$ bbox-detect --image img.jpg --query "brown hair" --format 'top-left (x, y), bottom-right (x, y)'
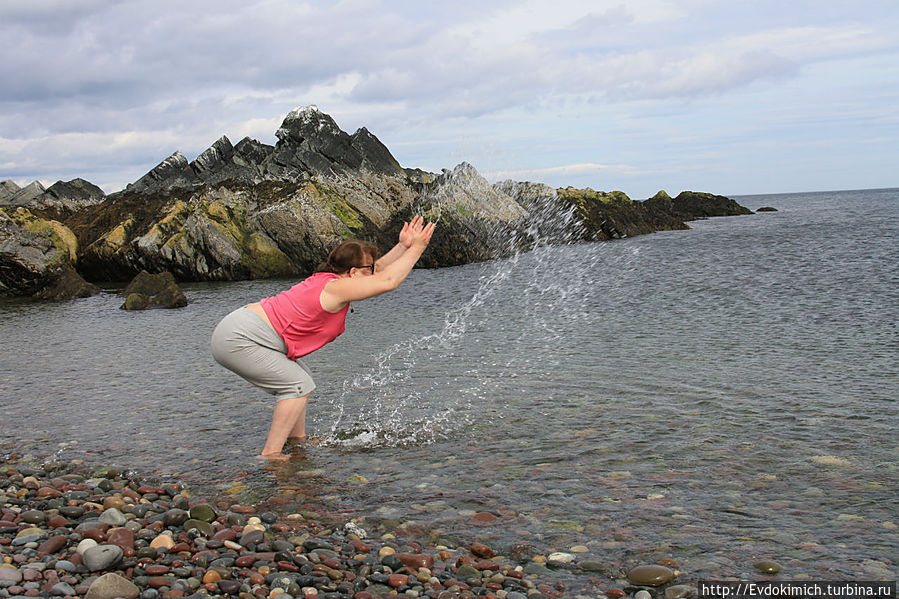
top-left (316, 240), bottom-right (379, 274)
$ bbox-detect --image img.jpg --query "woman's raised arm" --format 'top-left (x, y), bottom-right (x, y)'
top-left (320, 219), bottom-right (436, 311)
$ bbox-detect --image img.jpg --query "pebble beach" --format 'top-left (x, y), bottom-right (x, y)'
top-left (0, 457), bottom-right (699, 599)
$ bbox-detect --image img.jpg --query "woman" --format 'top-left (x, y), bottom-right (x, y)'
top-left (211, 216), bottom-right (437, 459)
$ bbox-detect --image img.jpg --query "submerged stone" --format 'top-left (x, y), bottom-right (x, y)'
top-left (753, 561), bottom-right (782, 574)
top-left (627, 564), bottom-right (676, 586)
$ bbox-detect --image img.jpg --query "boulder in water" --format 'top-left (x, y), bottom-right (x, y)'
top-left (33, 267), bottom-right (100, 301)
top-left (120, 270), bottom-right (187, 310)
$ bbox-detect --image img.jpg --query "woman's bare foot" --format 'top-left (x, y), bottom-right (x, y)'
top-left (257, 452), bottom-right (290, 461)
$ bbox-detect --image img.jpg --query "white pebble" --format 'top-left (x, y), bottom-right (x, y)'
top-left (636, 591), bottom-right (653, 599)
top-left (547, 552), bottom-right (575, 563)
top-left (76, 538), bottom-right (98, 555)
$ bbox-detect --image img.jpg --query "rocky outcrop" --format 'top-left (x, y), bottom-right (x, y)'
top-left (644, 190), bottom-right (753, 219)
top-left (2, 106), bottom-right (754, 299)
top-left (32, 267), bottom-right (100, 301)
top-left (120, 270), bottom-right (187, 310)
top-left (1, 178), bottom-right (106, 211)
top-left (0, 180), bottom-right (20, 202)
top-left (0, 207), bottom-right (80, 296)
top-left (555, 187), bottom-right (690, 240)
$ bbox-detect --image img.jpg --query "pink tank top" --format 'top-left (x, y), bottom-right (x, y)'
top-left (260, 272), bottom-right (349, 359)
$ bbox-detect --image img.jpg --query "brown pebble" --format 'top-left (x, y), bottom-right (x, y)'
top-left (103, 497), bottom-right (125, 510)
top-left (213, 529), bottom-right (238, 542)
top-left (144, 565), bottom-right (170, 576)
top-left (627, 565), bottom-right (675, 586)
top-left (470, 542), bottom-right (496, 558)
top-left (202, 570), bottom-right (222, 583)
top-left (46, 516), bottom-right (71, 528)
top-left (229, 505), bottom-right (256, 514)
top-left (658, 558), bottom-right (678, 567)
top-left (388, 574), bottom-right (409, 588)
top-left (82, 529), bottom-right (106, 542)
top-left (276, 561), bottom-right (298, 572)
top-left (148, 576), bottom-right (173, 588)
top-left (37, 487), bottom-right (62, 499)
top-left (470, 512), bottom-right (499, 526)
top-left (107, 527), bottom-right (135, 551)
top-left (37, 535), bottom-right (68, 555)
top-left (397, 553), bottom-right (435, 570)
top-left (150, 535), bottom-right (175, 550)
top-left (234, 555), bottom-right (257, 567)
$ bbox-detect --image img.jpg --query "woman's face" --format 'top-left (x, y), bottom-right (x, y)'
top-left (349, 252), bottom-right (375, 278)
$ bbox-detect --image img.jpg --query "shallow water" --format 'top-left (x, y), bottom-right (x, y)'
top-left (2, 188), bottom-right (897, 591)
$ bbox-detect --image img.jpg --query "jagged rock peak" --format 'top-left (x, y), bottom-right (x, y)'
top-left (11, 181), bottom-right (48, 205)
top-left (275, 105), bottom-right (343, 145)
top-left (127, 151), bottom-right (197, 193)
top-left (650, 190), bottom-right (672, 201)
top-left (191, 136), bottom-right (235, 174)
top-left (350, 126), bottom-right (404, 177)
top-left (0, 180), bottom-right (21, 202)
top-left (46, 178), bottom-right (106, 205)
top-left (426, 162), bottom-right (528, 223)
top-left (147, 151), bottom-right (190, 178)
top-left (234, 137), bottom-right (274, 163)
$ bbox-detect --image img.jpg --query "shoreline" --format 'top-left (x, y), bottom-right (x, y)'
top-left (2, 456), bottom-right (677, 599)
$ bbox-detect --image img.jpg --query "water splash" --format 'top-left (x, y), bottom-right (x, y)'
top-left (320, 178), bottom-right (593, 448)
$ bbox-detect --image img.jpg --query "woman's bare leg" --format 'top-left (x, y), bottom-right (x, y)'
top-left (260, 395), bottom-right (309, 458)
top-left (286, 399), bottom-right (308, 442)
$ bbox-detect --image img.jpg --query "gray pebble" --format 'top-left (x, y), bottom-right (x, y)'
top-left (12, 533), bottom-right (44, 546)
top-left (51, 582), bottom-right (77, 596)
top-left (98, 508), bottom-right (127, 526)
top-left (83, 545), bottom-right (124, 572)
top-left (0, 567), bottom-right (23, 584)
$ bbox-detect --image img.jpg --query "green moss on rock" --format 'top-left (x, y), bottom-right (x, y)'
top-left (242, 233), bottom-right (295, 278)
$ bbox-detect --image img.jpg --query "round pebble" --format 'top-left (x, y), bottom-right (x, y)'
top-left (628, 565), bottom-right (676, 586)
top-left (754, 561), bottom-right (782, 574)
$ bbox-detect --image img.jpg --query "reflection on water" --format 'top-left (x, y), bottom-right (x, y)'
top-left (2, 189), bottom-right (897, 588)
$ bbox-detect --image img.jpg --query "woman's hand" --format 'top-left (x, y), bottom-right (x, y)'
top-left (399, 215), bottom-right (424, 249)
top-left (408, 219), bottom-right (436, 249)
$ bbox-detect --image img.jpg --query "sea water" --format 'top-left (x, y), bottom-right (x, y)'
top-left (1, 188), bottom-right (896, 589)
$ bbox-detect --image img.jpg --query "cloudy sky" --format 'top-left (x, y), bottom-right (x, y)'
top-left (1, 0), bottom-right (897, 199)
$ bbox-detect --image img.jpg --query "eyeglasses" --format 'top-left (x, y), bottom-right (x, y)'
top-left (353, 264), bottom-right (375, 274)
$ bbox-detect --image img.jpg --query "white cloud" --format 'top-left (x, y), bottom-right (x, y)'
top-left (0, 0), bottom-right (897, 195)
top-left (486, 163), bottom-right (647, 182)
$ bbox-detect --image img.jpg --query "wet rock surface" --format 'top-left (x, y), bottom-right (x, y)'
top-left (119, 270), bottom-right (187, 310)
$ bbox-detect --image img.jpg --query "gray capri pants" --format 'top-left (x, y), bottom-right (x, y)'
top-left (210, 307), bottom-right (316, 401)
